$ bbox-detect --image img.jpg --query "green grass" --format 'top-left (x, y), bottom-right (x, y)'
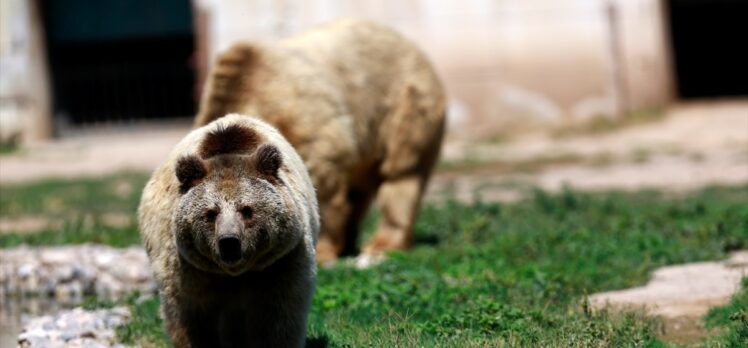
top-left (0, 171), bottom-right (148, 219)
top-left (0, 220), bottom-right (142, 247)
top-left (0, 140), bottom-right (19, 156)
top-left (702, 278), bottom-right (748, 348)
top-left (119, 184), bottom-right (746, 347)
top-left (81, 293), bottom-right (168, 348)
top-left (0, 172), bottom-right (148, 247)
top-left (2, 173), bottom-right (746, 346)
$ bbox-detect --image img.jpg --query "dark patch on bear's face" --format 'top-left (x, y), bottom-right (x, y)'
top-left (199, 124), bottom-right (260, 159)
top-left (176, 155), bottom-right (209, 193)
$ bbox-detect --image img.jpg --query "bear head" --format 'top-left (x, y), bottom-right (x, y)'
top-left (172, 124), bottom-right (303, 276)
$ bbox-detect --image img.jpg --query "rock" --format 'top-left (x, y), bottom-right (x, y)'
top-left (0, 245), bottom-right (156, 301)
top-left (17, 307), bottom-right (131, 347)
top-left (17, 264), bottom-right (35, 278)
top-left (53, 265), bottom-right (75, 283)
top-left (41, 249), bottom-right (72, 265)
top-left (590, 250), bottom-right (748, 318)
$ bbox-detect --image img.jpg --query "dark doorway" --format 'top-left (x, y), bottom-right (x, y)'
top-left (666, 0), bottom-right (748, 99)
top-left (40, 0), bottom-right (196, 128)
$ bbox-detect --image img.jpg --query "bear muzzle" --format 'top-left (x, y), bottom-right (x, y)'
top-left (218, 233), bottom-right (242, 264)
top-left (215, 211), bottom-right (245, 265)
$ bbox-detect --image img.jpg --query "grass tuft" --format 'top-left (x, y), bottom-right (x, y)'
top-left (703, 278), bottom-right (748, 348)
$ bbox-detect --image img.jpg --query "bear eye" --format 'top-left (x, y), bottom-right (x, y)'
top-left (205, 209), bottom-right (219, 222)
top-left (240, 206), bottom-right (253, 219)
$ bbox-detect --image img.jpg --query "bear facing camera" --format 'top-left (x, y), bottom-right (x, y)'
top-left (138, 115), bottom-right (319, 347)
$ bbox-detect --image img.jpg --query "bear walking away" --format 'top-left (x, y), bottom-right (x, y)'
top-left (139, 115), bottom-right (319, 347)
top-left (196, 18), bottom-right (446, 263)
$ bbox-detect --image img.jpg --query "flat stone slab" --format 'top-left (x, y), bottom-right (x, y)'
top-left (590, 251), bottom-right (748, 318)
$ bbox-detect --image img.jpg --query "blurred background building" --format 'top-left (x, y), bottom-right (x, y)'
top-left (1, 0), bottom-right (745, 143)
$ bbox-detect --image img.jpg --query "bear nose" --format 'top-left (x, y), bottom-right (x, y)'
top-left (218, 234), bottom-right (242, 264)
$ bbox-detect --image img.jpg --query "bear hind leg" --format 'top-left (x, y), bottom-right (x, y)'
top-left (361, 173), bottom-right (427, 257)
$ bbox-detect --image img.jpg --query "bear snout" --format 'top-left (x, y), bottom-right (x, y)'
top-left (218, 233), bottom-right (242, 264)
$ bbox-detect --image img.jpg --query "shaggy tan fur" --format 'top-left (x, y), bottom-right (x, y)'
top-left (139, 115), bottom-right (319, 347)
top-left (195, 18), bottom-right (446, 262)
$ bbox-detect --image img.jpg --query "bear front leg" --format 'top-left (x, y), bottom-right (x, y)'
top-left (164, 316), bottom-right (191, 348)
top-left (315, 181), bottom-right (352, 263)
top-left (161, 298), bottom-right (192, 348)
top-left (162, 297), bottom-right (220, 348)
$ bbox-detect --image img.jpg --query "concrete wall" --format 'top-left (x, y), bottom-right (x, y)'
top-left (196, 0), bottom-right (674, 136)
top-left (0, 0), bottom-right (52, 143)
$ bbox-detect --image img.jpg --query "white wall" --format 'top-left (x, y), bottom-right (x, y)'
top-left (195, 0), bottom-right (673, 136)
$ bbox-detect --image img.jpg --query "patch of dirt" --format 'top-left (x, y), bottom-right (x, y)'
top-left (99, 212), bottom-right (132, 228)
top-left (110, 179), bottom-right (135, 198)
top-left (589, 251), bottom-right (748, 345)
top-left (0, 124), bottom-right (189, 184)
top-left (661, 316), bottom-right (717, 347)
top-left (1, 101), bottom-right (745, 199)
top-left (0, 212), bottom-right (132, 235)
top-left (0, 217), bottom-right (63, 235)
top-left (442, 100), bottom-right (748, 164)
top-left (427, 100), bottom-right (748, 202)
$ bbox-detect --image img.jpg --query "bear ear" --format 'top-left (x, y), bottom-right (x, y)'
top-left (255, 144), bottom-right (282, 177)
top-left (176, 155), bottom-right (208, 193)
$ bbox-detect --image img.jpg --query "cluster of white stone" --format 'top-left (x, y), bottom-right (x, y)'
top-left (0, 244), bottom-right (156, 347)
top-left (17, 307), bottom-right (130, 348)
top-left (0, 245), bottom-right (156, 300)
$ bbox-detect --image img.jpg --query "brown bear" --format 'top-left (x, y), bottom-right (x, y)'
top-left (138, 114), bottom-right (319, 347)
top-left (195, 18), bottom-right (446, 264)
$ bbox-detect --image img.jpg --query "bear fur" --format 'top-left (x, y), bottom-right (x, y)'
top-left (138, 114), bottom-right (319, 347)
top-left (195, 18), bottom-right (446, 263)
